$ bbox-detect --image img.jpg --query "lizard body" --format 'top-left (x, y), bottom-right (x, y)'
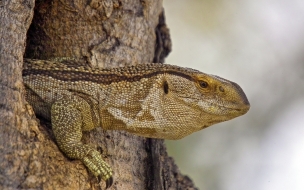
top-left (23, 59), bottom-right (250, 188)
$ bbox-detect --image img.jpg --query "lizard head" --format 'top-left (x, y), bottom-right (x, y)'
top-left (193, 74), bottom-right (250, 116)
top-left (164, 71), bottom-right (250, 128)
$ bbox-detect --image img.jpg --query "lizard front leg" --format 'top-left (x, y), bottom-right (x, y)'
top-left (51, 96), bottom-right (113, 188)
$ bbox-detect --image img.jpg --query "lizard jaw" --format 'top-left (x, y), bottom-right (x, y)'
top-left (198, 100), bottom-right (250, 116)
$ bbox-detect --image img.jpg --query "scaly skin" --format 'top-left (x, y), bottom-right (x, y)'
top-left (23, 59), bottom-right (250, 188)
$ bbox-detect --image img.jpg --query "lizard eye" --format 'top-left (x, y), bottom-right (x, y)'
top-left (198, 80), bottom-right (208, 88)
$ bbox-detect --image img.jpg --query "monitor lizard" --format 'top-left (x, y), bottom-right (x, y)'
top-left (22, 58), bottom-right (250, 188)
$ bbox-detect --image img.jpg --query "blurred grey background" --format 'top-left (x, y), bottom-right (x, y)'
top-left (163, 0), bottom-right (304, 190)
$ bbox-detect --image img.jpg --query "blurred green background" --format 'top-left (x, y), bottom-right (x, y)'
top-left (164, 0), bottom-right (304, 190)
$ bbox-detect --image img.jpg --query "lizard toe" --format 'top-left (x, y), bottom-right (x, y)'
top-left (81, 148), bottom-right (113, 187)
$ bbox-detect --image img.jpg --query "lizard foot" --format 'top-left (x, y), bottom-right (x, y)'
top-left (82, 149), bottom-right (113, 188)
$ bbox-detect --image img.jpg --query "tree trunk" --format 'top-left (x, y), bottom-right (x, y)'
top-left (1, 0), bottom-right (197, 189)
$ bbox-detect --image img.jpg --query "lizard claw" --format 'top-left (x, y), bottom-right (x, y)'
top-left (105, 176), bottom-right (113, 189)
top-left (98, 175), bottom-right (113, 189)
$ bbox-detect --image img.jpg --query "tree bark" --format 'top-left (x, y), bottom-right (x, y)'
top-left (1, 0), bottom-right (197, 189)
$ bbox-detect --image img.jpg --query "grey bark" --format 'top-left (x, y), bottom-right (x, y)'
top-left (0, 0), bottom-right (197, 189)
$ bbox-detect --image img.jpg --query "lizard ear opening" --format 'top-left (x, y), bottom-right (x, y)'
top-left (163, 81), bottom-right (169, 94)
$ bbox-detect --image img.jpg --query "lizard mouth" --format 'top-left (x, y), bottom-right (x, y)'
top-left (198, 100), bottom-right (250, 116)
top-left (179, 96), bottom-right (249, 115)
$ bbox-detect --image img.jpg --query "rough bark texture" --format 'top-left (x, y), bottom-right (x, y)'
top-left (0, 0), bottom-right (39, 189)
top-left (1, 0), bottom-right (197, 189)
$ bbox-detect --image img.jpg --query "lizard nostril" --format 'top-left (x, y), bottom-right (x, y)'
top-left (219, 86), bottom-right (225, 92)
